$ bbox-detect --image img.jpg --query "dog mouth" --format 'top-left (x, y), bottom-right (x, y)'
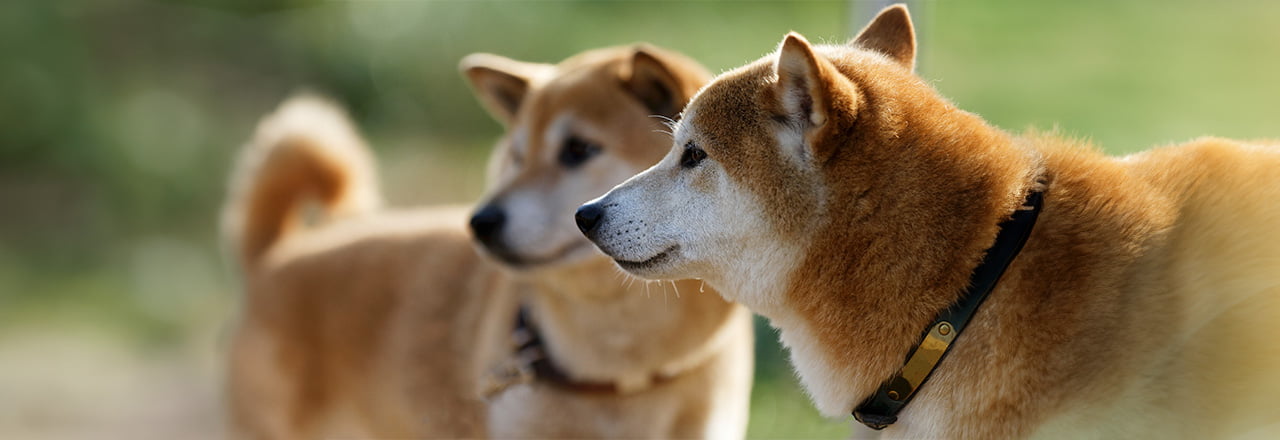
top-left (613, 245), bottom-right (679, 273)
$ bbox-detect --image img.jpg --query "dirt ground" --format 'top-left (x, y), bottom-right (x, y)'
top-left (0, 326), bottom-right (224, 440)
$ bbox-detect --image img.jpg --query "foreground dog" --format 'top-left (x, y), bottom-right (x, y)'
top-left (580, 5), bottom-right (1280, 439)
top-left (224, 44), bottom-right (752, 439)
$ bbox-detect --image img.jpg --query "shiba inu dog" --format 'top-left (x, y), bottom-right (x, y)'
top-left (579, 5), bottom-right (1280, 439)
top-left (462, 45), bottom-right (752, 439)
top-left (224, 44), bottom-right (753, 440)
top-left (223, 96), bottom-right (512, 439)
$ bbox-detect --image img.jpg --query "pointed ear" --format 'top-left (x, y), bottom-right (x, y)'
top-left (776, 32), bottom-right (859, 163)
top-left (460, 53), bottom-right (551, 125)
top-left (776, 32), bottom-right (832, 129)
top-left (850, 4), bottom-right (916, 70)
top-left (623, 45), bottom-right (684, 119)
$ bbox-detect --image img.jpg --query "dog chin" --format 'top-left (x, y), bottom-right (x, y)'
top-left (611, 245), bottom-right (684, 279)
top-left (483, 240), bottom-right (595, 271)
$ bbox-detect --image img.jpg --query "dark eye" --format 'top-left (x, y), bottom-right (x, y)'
top-left (559, 136), bottom-right (601, 168)
top-left (680, 141), bottom-right (706, 168)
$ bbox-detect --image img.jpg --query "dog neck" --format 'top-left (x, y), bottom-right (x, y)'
top-left (765, 130), bottom-right (1180, 437)
top-left (522, 255), bottom-right (743, 393)
top-left (852, 187), bottom-right (1045, 430)
top-left (761, 115), bottom-right (1041, 419)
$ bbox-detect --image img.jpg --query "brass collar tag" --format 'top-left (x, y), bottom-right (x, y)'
top-left (888, 321), bottom-right (956, 402)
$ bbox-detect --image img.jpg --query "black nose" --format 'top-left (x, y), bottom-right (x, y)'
top-left (470, 204), bottom-right (506, 244)
top-left (575, 202), bottom-right (604, 236)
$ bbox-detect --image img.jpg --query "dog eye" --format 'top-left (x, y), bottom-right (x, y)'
top-left (680, 141), bottom-right (706, 168)
top-left (559, 136), bottom-right (602, 168)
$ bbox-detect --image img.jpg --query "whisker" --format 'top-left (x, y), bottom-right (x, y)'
top-left (649, 114), bottom-right (676, 126)
top-left (611, 264), bottom-right (654, 296)
top-left (671, 280), bottom-right (680, 298)
top-left (649, 114), bottom-right (680, 137)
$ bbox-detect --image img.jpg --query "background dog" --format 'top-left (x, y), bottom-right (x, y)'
top-left (581, 5), bottom-right (1280, 439)
top-left (223, 96), bottom-right (514, 439)
top-left (224, 44), bottom-right (754, 439)
top-left (462, 45), bottom-right (754, 439)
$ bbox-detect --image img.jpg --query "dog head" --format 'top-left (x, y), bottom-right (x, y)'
top-left (578, 6), bottom-right (977, 312)
top-left (462, 45), bottom-right (709, 270)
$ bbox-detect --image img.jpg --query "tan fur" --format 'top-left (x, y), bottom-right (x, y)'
top-left (224, 97), bottom-right (512, 439)
top-left (225, 45), bottom-right (753, 439)
top-left (221, 95), bottom-right (382, 270)
top-left (584, 5), bottom-right (1280, 438)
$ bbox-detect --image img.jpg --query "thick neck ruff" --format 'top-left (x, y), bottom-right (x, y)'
top-left (853, 187), bottom-right (1046, 430)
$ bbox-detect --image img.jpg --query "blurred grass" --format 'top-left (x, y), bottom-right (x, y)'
top-left (1, 0), bottom-right (1278, 438)
top-left (925, 1), bottom-right (1280, 152)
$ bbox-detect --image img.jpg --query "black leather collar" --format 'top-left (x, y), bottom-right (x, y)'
top-left (853, 187), bottom-right (1045, 430)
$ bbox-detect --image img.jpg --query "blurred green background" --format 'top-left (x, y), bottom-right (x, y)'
top-left (1, 0), bottom-right (1277, 438)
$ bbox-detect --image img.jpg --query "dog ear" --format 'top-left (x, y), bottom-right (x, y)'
top-left (776, 33), bottom-right (828, 129)
top-left (460, 53), bottom-right (551, 125)
top-left (849, 4), bottom-right (916, 70)
top-left (776, 32), bottom-right (859, 163)
top-left (623, 46), bottom-right (685, 120)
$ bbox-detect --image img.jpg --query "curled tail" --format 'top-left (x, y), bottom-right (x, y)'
top-left (222, 95), bottom-right (381, 273)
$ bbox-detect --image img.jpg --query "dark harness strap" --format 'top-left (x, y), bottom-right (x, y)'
top-left (853, 189), bottom-right (1045, 430)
